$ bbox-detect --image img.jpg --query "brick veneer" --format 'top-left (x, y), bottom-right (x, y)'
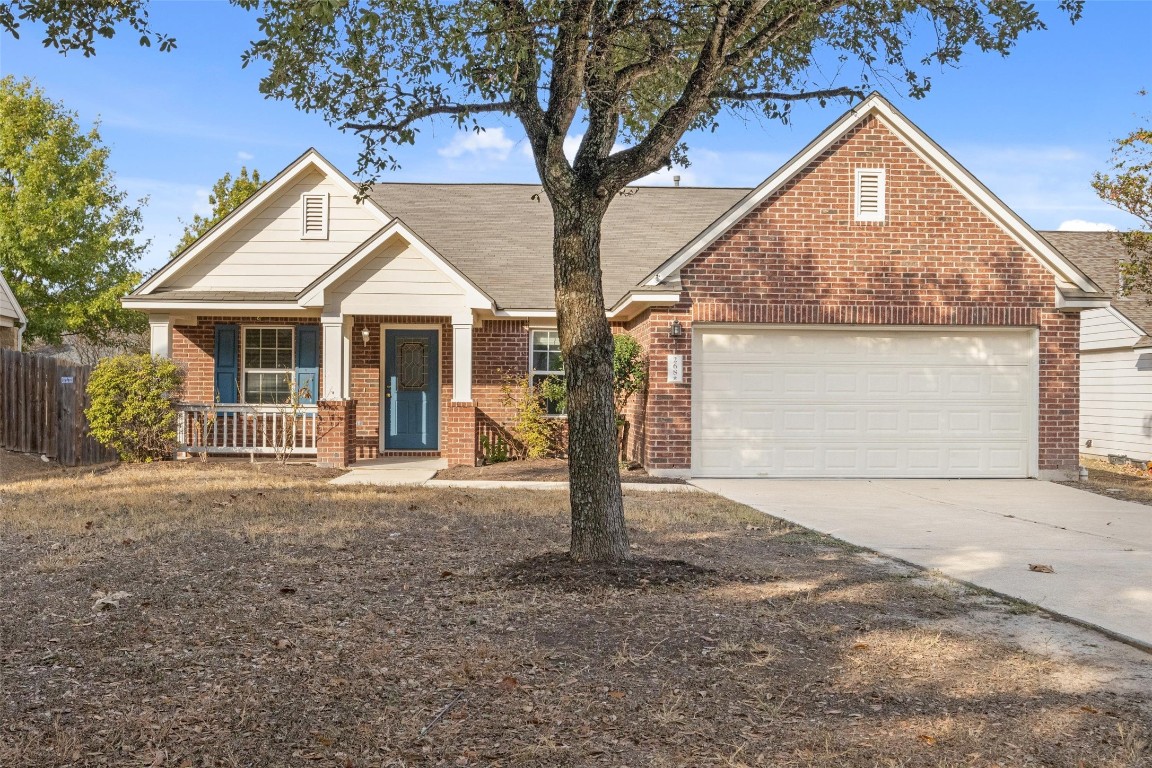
top-left (634, 114), bottom-right (1080, 478)
top-left (316, 399), bottom-right (356, 468)
top-left (164, 116), bottom-right (1082, 477)
top-left (0, 325), bottom-right (17, 350)
top-left (172, 316), bottom-right (324, 404)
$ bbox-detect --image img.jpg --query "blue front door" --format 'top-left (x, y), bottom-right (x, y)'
top-left (384, 329), bottom-right (439, 450)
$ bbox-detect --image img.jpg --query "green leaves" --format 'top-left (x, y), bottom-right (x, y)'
top-left (1093, 106), bottom-right (1152, 296)
top-left (0, 0), bottom-right (176, 56)
top-left (86, 354), bottom-right (184, 462)
top-left (171, 167), bottom-right (266, 257)
top-left (0, 76), bottom-right (148, 347)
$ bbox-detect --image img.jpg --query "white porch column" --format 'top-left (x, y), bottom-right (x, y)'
top-left (452, 321), bottom-right (473, 402)
top-left (321, 318), bottom-right (345, 400)
top-left (148, 314), bottom-right (171, 358)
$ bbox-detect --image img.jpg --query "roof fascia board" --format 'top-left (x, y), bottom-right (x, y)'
top-left (645, 93), bottom-right (1101, 295)
top-left (121, 299), bottom-right (308, 312)
top-left (606, 291), bottom-right (682, 319)
top-left (297, 219), bottom-right (494, 311)
top-left (135, 148), bottom-right (391, 296)
top-left (0, 274), bottom-right (27, 324)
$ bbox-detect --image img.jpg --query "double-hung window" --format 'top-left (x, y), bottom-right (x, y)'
top-left (530, 329), bottom-right (565, 415)
top-left (243, 327), bottom-right (294, 404)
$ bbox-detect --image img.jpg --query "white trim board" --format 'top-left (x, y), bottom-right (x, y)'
top-left (0, 272), bottom-right (27, 324)
top-left (134, 148), bottom-right (392, 296)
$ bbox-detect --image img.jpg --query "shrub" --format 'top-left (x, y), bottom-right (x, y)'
top-left (612, 334), bottom-right (648, 459)
top-left (86, 354), bottom-right (184, 462)
top-left (502, 374), bottom-right (557, 460)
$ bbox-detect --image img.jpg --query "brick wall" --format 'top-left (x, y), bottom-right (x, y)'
top-left (172, 316), bottom-right (324, 404)
top-left (316, 399), bottom-right (356, 468)
top-left (635, 114), bottom-right (1080, 477)
top-left (0, 325), bottom-right (17, 350)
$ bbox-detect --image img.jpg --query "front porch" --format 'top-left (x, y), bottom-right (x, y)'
top-left (160, 313), bottom-right (483, 469)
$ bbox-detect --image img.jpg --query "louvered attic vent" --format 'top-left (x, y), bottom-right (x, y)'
top-left (854, 168), bottom-right (885, 222)
top-left (301, 193), bottom-right (329, 239)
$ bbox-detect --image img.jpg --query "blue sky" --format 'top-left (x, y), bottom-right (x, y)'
top-left (1, 0), bottom-right (1149, 274)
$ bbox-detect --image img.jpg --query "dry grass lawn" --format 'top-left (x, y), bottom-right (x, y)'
top-left (1, 450), bottom-right (1150, 767)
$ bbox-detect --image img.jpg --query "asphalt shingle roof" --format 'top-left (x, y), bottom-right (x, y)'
top-left (367, 183), bottom-right (749, 309)
top-left (1041, 230), bottom-right (1152, 334)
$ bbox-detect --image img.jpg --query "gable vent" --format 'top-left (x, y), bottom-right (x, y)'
top-left (301, 193), bottom-right (329, 239)
top-left (854, 168), bottom-right (886, 222)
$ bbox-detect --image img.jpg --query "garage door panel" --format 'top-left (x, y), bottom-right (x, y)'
top-left (694, 328), bottom-right (1035, 478)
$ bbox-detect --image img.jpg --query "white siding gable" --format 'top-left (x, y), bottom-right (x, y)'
top-left (168, 170), bottom-right (381, 292)
top-left (0, 283), bottom-right (16, 322)
top-left (324, 234), bottom-right (467, 317)
top-left (1080, 307), bottom-right (1142, 351)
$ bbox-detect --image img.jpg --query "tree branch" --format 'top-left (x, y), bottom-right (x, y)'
top-left (340, 101), bottom-right (514, 136)
top-left (711, 85), bottom-right (865, 102)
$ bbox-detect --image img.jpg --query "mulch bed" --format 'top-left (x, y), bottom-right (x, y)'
top-left (436, 457), bottom-right (686, 483)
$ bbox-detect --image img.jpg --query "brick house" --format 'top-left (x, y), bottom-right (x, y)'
top-left (0, 272), bottom-right (26, 350)
top-left (123, 94), bottom-right (1108, 479)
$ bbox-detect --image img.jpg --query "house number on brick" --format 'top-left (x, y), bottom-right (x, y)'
top-left (667, 355), bottom-right (684, 383)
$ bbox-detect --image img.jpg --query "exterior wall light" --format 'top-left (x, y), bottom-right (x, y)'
top-left (361, 326), bottom-right (371, 344)
top-left (669, 319), bottom-right (683, 338)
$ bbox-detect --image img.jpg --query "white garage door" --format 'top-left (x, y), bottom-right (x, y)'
top-left (693, 327), bottom-right (1036, 478)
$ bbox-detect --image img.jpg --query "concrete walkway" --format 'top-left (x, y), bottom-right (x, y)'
top-left (692, 478), bottom-right (1152, 649)
top-left (329, 456), bottom-right (447, 485)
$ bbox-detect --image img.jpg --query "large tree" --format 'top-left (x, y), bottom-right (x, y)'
top-left (1093, 111), bottom-right (1152, 294)
top-left (236, 0), bottom-right (1083, 562)
top-left (0, 76), bottom-right (148, 348)
top-left (5, 0), bottom-right (1086, 561)
top-left (172, 167), bottom-right (265, 256)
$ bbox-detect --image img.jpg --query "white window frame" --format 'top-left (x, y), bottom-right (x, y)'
top-left (854, 167), bottom-right (886, 223)
top-left (529, 327), bottom-right (565, 416)
top-left (301, 192), bottom-right (329, 240)
top-left (241, 325), bottom-right (296, 404)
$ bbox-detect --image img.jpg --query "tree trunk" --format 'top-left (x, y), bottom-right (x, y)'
top-left (552, 195), bottom-right (630, 563)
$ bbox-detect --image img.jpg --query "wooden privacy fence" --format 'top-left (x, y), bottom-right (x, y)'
top-left (0, 349), bottom-right (117, 466)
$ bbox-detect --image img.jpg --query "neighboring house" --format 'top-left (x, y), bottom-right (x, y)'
top-left (0, 272), bottom-right (26, 350)
top-left (1043, 231), bottom-right (1152, 462)
top-left (122, 93), bottom-right (1108, 479)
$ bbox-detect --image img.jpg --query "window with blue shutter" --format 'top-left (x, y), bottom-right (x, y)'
top-left (214, 324), bottom-right (239, 404)
top-left (295, 325), bottom-right (319, 405)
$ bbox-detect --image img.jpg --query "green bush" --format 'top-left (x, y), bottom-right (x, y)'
top-left (502, 374), bottom-right (557, 460)
top-left (86, 354), bottom-right (184, 462)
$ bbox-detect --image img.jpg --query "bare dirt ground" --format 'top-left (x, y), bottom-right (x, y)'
top-left (436, 457), bottom-right (684, 483)
top-left (1058, 454), bottom-right (1152, 507)
top-left (1, 452), bottom-right (1149, 767)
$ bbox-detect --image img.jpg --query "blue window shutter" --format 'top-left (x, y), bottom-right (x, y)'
top-left (295, 325), bottom-right (319, 405)
top-left (214, 324), bottom-right (239, 404)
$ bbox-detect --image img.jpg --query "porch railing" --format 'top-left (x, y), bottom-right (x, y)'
top-left (175, 404), bottom-right (319, 456)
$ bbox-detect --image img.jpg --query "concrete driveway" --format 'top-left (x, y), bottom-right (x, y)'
top-left (691, 479), bottom-right (1152, 649)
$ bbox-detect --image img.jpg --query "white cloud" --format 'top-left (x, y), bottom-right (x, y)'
top-left (237, 151), bottom-right (255, 161)
top-left (1057, 219), bottom-right (1118, 232)
top-left (438, 127), bottom-right (516, 161)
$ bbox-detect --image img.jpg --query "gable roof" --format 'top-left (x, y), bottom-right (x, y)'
top-left (366, 183), bottom-right (747, 310)
top-left (643, 93), bottom-right (1103, 298)
top-left (0, 272), bottom-right (27, 324)
top-left (1042, 230), bottom-right (1152, 334)
top-left (133, 148), bottom-right (392, 296)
